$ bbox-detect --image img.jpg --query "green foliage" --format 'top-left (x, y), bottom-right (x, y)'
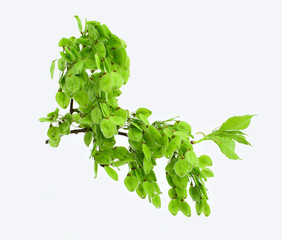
top-left (39, 16), bottom-right (255, 218)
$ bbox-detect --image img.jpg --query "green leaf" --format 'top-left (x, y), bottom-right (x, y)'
top-left (203, 203), bottom-right (211, 217)
top-left (66, 75), bottom-right (81, 93)
top-left (142, 143), bottom-right (151, 162)
top-left (136, 184), bottom-right (147, 199)
top-left (219, 115), bottom-right (255, 131)
top-left (60, 51), bottom-right (73, 63)
top-left (84, 131), bottom-right (92, 147)
top-left (168, 188), bottom-right (177, 199)
top-left (94, 161), bottom-right (98, 179)
top-left (64, 47), bottom-right (75, 62)
top-left (169, 135), bottom-right (182, 151)
top-left (58, 38), bottom-right (69, 47)
top-left (112, 47), bottom-right (127, 65)
top-left (100, 118), bottom-right (116, 138)
top-left (175, 187), bottom-right (187, 199)
top-left (91, 107), bottom-right (103, 124)
top-left (189, 185), bottom-right (200, 202)
top-left (58, 58), bottom-right (66, 71)
top-left (180, 201), bottom-right (191, 217)
top-left (152, 194), bottom-right (161, 208)
top-left (50, 60), bottom-right (55, 79)
top-left (114, 108), bottom-right (127, 121)
top-left (88, 24), bottom-right (99, 40)
top-left (83, 57), bottom-right (97, 70)
top-left (143, 159), bottom-right (152, 174)
top-left (77, 37), bottom-right (91, 46)
top-left (111, 116), bottom-right (125, 126)
top-left (94, 152), bottom-right (111, 165)
top-left (201, 168), bottom-right (214, 178)
top-left (174, 159), bottom-right (189, 177)
top-left (214, 132), bottom-right (251, 145)
top-left (95, 42), bottom-right (106, 58)
top-left (137, 113), bottom-right (149, 125)
top-left (143, 132), bottom-right (155, 148)
top-left (143, 181), bottom-right (154, 198)
top-left (102, 24), bottom-right (111, 35)
top-left (47, 108), bottom-right (59, 120)
top-left (74, 15), bottom-right (83, 33)
top-left (49, 137), bottom-right (61, 148)
top-left (80, 115), bottom-right (92, 125)
top-left (185, 150), bottom-right (198, 166)
top-left (172, 174), bottom-right (188, 189)
top-left (173, 131), bottom-right (189, 141)
top-left (72, 113), bottom-right (80, 123)
top-left (124, 176), bottom-right (138, 192)
top-left (148, 125), bottom-right (162, 145)
top-left (99, 73), bottom-right (112, 93)
top-left (163, 145), bottom-right (174, 159)
top-left (136, 108), bottom-right (152, 118)
top-left (177, 121), bottom-right (191, 133)
top-left (100, 103), bottom-right (111, 117)
top-left (230, 134), bottom-right (251, 145)
top-left (68, 60), bottom-right (84, 75)
top-left (74, 90), bottom-right (89, 108)
top-left (95, 53), bottom-right (102, 71)
top-left (104, 58), bottom-right (112, 73)
top-left (112, 72), bottom-right (123, 89)
top-left (108, 34), bottom-right (121, 47)
top-left (47, 126), bottom-right (60, 142)
top-left (80, 46), bottom-right (92, 57)
top-left (104, 166), bottom-right (118, 181)
top-left (195, 200), bottom-right (204, 215)
top-left (59, 122), bottom-right (70, 135)
top-left (128, 127), bottom-right (142, 142)
top-left (97, 25), bottom-right (108, 39)
top-left (38, 117), bottom-right (53, 123)
top-left (69, 46), bottom-right (80, 60)
top-left (55, 91), bottom-right (70, 109)
top-left (212, 136), bottom-right (240, 160)
top-left (198, 155), bottom-right (212, 167)
top-left (147, 170), bottom-right (157, 182)
top-left (65, 113), bottom-right (73, 124)
top-left (112, 147), bottom-right (130, 160)
top-left (168, 199), bottom-right (179, 216)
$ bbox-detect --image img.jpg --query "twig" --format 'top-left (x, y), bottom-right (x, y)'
top-left (70, 99), bottom-right (74, 115)
top-left (45, 129), bottom-right (128, 144)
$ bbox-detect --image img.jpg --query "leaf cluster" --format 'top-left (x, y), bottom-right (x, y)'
top-left (39, 16), bottom-right (255, 217)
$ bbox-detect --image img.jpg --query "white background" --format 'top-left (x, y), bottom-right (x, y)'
top-left (1, 0), bottom-right (282, 239)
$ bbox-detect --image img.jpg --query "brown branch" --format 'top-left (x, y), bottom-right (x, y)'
top-left (117, 131), bottom-right (128, 137)
top-left (45, 129), bottom-right (128, 144)
top-left (70, 99), bottom-right (74, 115)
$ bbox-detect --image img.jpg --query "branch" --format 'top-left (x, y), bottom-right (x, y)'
top-left (70, 98), bottom-right (74, 115)
top-left (117, 131), bottom-right (128, 137)
top-left (45, 128), bottom-right (128, 144)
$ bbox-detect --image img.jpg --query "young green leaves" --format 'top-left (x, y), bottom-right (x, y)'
top-left (200, 115), bottom-right (255, 160)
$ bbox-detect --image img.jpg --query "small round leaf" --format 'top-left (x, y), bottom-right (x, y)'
top-left (124, 176), bottom-right (138, 192)
top-left (168, 199), bottom-right (179, 216)
top-left (55, 91), bottom-right (70, 109)
top-left (100, 118), bottom-right (116, 138)
top-left (99, 73), bottom-right (113, 93)
top-left (180, 201), bottom-right (191, 217)
top-left (74, 90), bottom-right (89, 108)
top-left (174, 159), bottom-right (189, 177)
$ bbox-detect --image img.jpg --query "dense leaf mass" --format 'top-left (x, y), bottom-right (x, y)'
top-left (40, 16), bottom-right (254, 217)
